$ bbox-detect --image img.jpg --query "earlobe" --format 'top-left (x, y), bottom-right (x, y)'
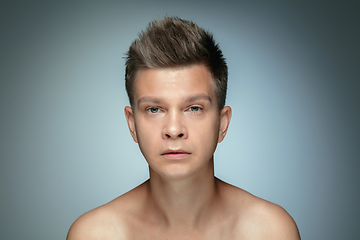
top-left (124, 106), bottom-right (138, 143)
top-left (218, 106), bottom-right (232, 143)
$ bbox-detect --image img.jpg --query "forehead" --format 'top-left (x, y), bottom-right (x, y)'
top-left (133, 64), bottom-right (216, 103)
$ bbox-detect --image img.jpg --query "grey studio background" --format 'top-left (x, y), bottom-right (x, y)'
top-left (1, 0), bottom-right (359, 239)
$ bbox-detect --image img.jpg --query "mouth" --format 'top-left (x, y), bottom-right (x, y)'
top-left (161, 149), bottom-right (190, 159)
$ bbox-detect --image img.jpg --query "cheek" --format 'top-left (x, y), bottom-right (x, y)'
top-left (135, 121), bottom-right (159, 154)
top-left (193, 118), bottom-right (220, 145)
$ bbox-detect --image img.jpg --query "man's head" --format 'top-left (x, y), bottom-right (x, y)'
top-left (124, 17), bottom-right (231, 180)
top-left (125, 16), bottom-right (228, 111)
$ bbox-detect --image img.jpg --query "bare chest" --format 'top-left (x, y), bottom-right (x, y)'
top-left (124, 218), bottom-right (238, 240)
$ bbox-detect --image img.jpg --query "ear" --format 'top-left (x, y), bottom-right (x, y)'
top-left (218, 106), bottom-right (232, 143)
top-left (124, 106), bottom-right (138, 143)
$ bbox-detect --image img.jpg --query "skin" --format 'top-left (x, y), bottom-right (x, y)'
top-left (67, 64), bottom-right (301, 240)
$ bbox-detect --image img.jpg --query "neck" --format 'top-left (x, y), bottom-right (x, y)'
top-left (146, 157), bottom-right (219, 230)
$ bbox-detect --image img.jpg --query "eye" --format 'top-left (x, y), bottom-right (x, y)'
top-left (146, 107), bottom-right (161, 114)
top-left (188, 106), bottom-right (202, 112)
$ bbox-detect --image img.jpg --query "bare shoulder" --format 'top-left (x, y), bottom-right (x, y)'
top-left (217, 179), bottom-right (300, 240)
top-left (66, 204), bottom-right (123, 240)
top-left (241, 198), bottom-right (301, 240)
top-left (66, 181), bottom-right (148, 240)
top-left (66, 196), bottom-right (130, 240)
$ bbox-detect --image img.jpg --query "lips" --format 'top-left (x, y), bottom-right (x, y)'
top-left (161, 149), bottom-right (190, 159)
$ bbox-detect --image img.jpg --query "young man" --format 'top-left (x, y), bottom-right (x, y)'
top-left (67, 16), bottom-right (300, 239)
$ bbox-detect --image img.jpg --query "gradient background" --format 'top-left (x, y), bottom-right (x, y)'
top-left (1, 0), bottom-right (359, 239)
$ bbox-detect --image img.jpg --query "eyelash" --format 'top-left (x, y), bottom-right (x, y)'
top-left (146, 107), bottom-right (161, 114)
top-left (188, 106), bottom-right (202, 112)
top-left (145, 105), bottom-right (203, 114)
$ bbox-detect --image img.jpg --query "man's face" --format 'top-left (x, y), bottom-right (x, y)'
top-left (125, 64), bottom-right (231, 180)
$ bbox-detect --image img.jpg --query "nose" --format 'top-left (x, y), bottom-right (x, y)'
top-left (162, 111), bottom-right (187, 139)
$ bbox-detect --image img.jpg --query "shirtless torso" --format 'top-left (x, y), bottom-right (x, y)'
top-left (67, 17), bottom-right (300, 240)
top-left (67, 178), bottom-right (300, 240)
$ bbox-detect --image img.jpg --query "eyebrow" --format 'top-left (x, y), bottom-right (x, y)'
top-left (184, 94), bottom-right (212, 103)
top-left (138, 96), bottom-right (163, 106)
top-left (137, 94), bottom-right (212, 106)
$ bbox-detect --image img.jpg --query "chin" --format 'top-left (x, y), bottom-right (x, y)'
top-left (150, 164), bottom-right (200, 181)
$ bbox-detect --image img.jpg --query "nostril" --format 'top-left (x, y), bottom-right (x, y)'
top-left (164, 132), bottom-right (184, 139)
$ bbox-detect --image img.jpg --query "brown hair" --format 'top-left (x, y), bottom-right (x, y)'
top-left (125, 16), bottom-right (228, 110)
